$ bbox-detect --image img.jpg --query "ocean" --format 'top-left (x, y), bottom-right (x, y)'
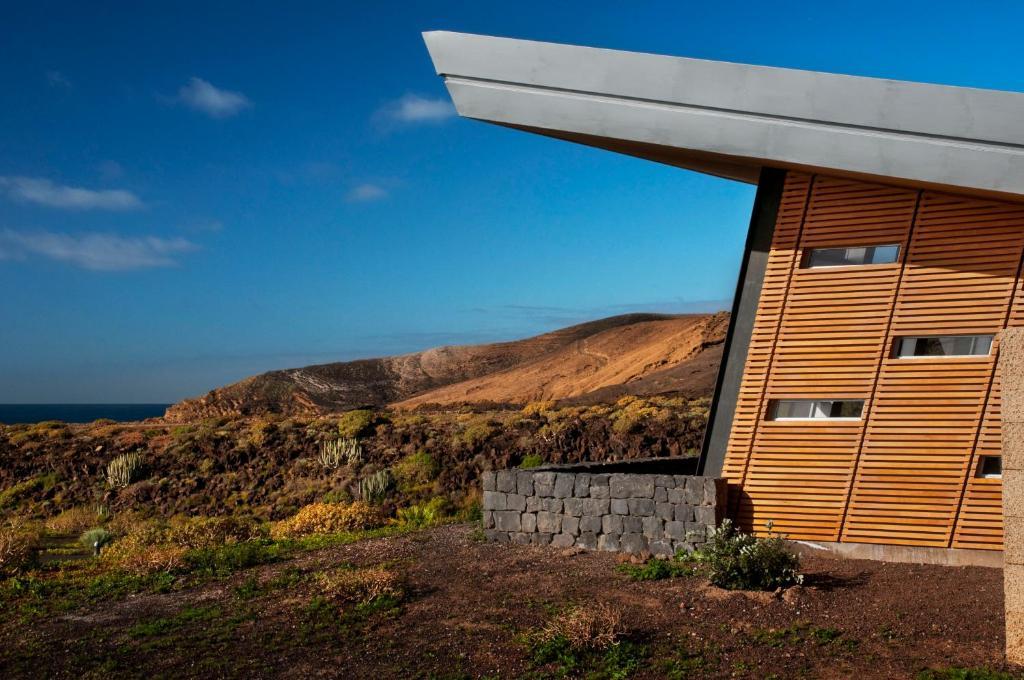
top-left (0, 404), bottom-right (170, 425)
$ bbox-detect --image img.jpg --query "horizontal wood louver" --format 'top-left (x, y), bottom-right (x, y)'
top-left (723, 174), bottom-right (1024, 551)
top-left (722, 172), bottom-right (812, 515)
top-left (952, 221), bottom-right (1024, 549)
top-left (841, 192), bottom-right (1024, 547)
top-left (736, 178), bottom-right (917, 540)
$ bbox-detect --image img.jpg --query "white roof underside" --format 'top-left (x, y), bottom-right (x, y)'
top-left (423, 31), bottom-right (1024, 199)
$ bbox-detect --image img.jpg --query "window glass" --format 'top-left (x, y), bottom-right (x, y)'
top-left (896, 335), bottom-right (993, 358)
top-left (803, 244), bottom-right (900, 268)
top-left (979, 456), bottom-right (1002, 479)
top-left (770, 399), bottom-right (864, 420)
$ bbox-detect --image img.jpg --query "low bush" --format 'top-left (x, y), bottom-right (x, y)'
top-left (79, 528), bottom-right (113, 555)
top-left (695, 519), bottom-right (802, 591)
top-left (164, 515), bottom-right (264, 550)
top-left (315, 564), bottom-right (405, 608)
top-left (616, 555), bottom-right (695, 581)
top-left (538, 603), bottom-right (624, 652)
top-left (916, 669), bottom-right (1016, 680)
top-left (102, 539), bottom-right (187, 576)
top-left (394, 497), bottom-right (447, 529)
top-left (519, 453), bottom-right (544, 469)
top-left (527, 603), bottom-right (642, 678)
top-left (337, 409), bottom-right (377, 439)
top-left (46, 505), bottom-right (105, 535)
top-left (0, 519), bottom-right (42, 575)
top-left (271, 502), bottom-right (384, 539)
top-left (393, 450), bottom-right (438, 495)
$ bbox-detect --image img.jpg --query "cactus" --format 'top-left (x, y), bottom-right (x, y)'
top-left (319, 438), bottom-right (363, 469)
top-left (358, 469), bottom-right (393, 504)
top-left (105, 451), bottom-right (145, 489)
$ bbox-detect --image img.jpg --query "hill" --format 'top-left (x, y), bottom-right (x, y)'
top-left (164, 312), bottom-right (728, 420)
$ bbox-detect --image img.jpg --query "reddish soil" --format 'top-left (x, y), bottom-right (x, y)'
top-left (3, 524), bottom-right (1014, 679)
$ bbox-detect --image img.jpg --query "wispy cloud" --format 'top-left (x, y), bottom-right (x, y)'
top-left (0, 176), bottom-right (143, 211)
top-left (375, 94), bottom-right (455, 127)
top-left (46, 70), bottom-right (71, 88)
top-left (345, 183), bottom-right (388, 203)
top-left (177, 77), bottom-right (251, 118)
top-left (0, 230), bottom-right (197, 271)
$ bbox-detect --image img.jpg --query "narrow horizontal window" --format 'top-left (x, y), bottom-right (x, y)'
top-left (895, 335), bottom-right (993, 358)
top-left (801, 244), bottom-right (900, 268)
top-left (769, 399), bottom-right (864, 421)
top-left (978, 456), bottom-right (1002, 479)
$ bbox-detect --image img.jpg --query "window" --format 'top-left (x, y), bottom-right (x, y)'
top-left (978, 456), bottom-right (1002, 479)
top-left (895, 335), bottom-right (993, 358)
top-left (769, 399), bottom-right (864, 421)
top-left (802, 244), bottom-right (900, 268)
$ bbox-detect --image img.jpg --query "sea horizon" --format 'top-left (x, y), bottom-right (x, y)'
top-left (0, 403), bottom-right (170, 425)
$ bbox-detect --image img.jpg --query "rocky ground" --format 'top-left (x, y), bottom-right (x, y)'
top-left (2, 524), bottom-right (1015, 679)
top-left (0, 397), bottom-right (708, 521)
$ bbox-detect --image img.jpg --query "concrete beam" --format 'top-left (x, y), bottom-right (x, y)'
top-left (423, 31), bottom-right (1024, 201)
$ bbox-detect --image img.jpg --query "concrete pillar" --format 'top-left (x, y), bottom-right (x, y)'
top-left (999, 327), bottom-right (1024, 665)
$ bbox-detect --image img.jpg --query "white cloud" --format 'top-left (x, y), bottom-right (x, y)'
top-left (377, 94), bottom-right (455, 125)
top-left (0, 176), bottom-right (143, 211)
top-left (177, 77), bottom-right (251, 118)
top-left (345, 183), bottom-right (388, 203)
top-left (0, 230), bottom-right (197, 271)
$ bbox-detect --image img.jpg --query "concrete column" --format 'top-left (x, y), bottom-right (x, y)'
top-left (999, 327), bottom-right (1024, 665)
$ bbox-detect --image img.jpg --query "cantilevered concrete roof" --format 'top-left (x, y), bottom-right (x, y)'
top-left (423, 31), bottom-right (1024, 200)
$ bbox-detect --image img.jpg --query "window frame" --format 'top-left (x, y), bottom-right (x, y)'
top-left (800, 243), bottom-right (902, 269)
top-left (893, 334), bottom-right (994, 360)
top-left (768, 399), bottom-right (865, 422)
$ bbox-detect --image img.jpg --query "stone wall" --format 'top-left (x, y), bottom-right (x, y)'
top-left (481, 470), bottom-right (725, 556)
top-left (1000, 327), bottom-right (1024, 665)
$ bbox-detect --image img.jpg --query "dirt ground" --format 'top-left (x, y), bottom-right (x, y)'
top-left (1, 524), bottom-right (1016, 679)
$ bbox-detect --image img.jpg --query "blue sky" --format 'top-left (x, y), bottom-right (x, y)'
top-left (2, 2), bottom-right (1022, 403)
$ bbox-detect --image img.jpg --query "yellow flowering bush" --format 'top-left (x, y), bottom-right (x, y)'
top-left (270, 501), bottom-right (384, 539)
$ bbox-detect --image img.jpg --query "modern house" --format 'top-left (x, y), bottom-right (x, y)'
top-left (423, 31), bottom-right (1024, 561)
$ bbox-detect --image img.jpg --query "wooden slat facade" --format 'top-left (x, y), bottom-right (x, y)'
top-left (723, 172), bottom-right (1024, 551)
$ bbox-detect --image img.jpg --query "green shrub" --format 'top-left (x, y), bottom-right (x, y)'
top-left (337, 410), bottom-right (377, 439)
top-left (459, 420), bottom-right (494, 447)
top-left (80, 528), bottom-right (113, 555)
top-left (359, 469), bottom-right (393, 504)
top-left (519, 454), bottom-right (544, 469)
top-left (395, 497), bottom-right (447, 529)
top-left (615, 556), bottom-right (695, 581)
top-left (695, 519), bottom-right (802, 591)
top-left (105, 451), bottom-right (146, 489)
top-left (393, 450), bottom-right (438, 493)
top-left (319, 438), bottom-right (362, 469)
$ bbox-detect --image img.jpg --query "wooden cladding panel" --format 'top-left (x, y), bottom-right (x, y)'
top-left (736, 178), bottom-right (917, 540)
top-left (725, 176), bottom-right (1024, 551)
top-left (722, 173), bottom-right (812, 509)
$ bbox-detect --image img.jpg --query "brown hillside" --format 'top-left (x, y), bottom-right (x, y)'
top-left (165, 313), bottom-right (723, 420)
top-left (396, 312), bottom-right (729, 408)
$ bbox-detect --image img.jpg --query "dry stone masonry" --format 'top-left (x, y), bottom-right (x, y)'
top-left (481, 469), bottom-right (725, 556)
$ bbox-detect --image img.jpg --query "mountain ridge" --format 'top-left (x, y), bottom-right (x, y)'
top-left (164, 312), bottom-right (728, 420)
